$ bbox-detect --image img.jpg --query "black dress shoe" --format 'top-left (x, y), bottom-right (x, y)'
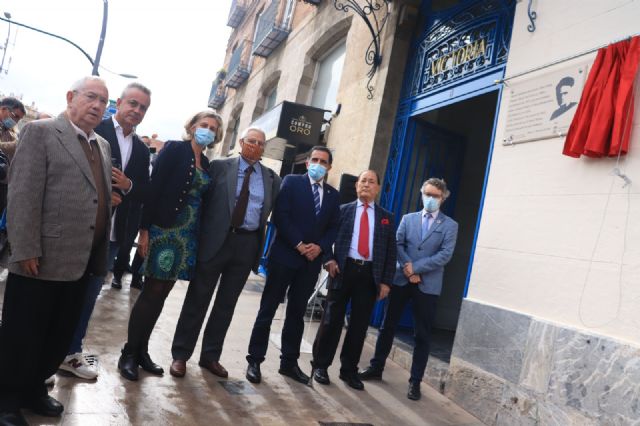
top-left (0, 410), bottom-right (28, 426)
top-left (312, 368), bottom-right (330, 385)
top-left (278, 365), bottom-right (310, 385)
top-left (358, 365), bottom-right (383, 381)
top-left (408, 381), bottom-right (421, 400)
top-left (117, 352), bottom-right (139, 381)
top-left (111, 276), bottom-right (122, 290)
top-left (339, 372), bottom-right (364, 390)
top-left (23, 394), bottom-right (64, 417)
top-left (246, 361), bottom-right (261, 384)
top-left (139, 353), bottom-right (164, 375)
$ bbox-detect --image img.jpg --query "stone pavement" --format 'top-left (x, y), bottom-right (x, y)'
top-left (3, 271), bottom-right (482, 425)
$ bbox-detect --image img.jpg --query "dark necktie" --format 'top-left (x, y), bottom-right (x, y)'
top-left (231, 165), bottom-right (254, 228)
top-left (312, 183), bottom-right (321, 216)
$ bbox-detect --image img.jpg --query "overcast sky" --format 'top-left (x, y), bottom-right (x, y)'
top-left (0, 0), bottom-right (231, 140)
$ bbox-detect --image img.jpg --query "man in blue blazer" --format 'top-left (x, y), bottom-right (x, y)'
top-left (59, 82), bottom-right (151, 380)
top-left (311, 170), bottom-right (396, 390)
top-left (246, 146), bottom-right (340, 385)
top-left (359, 177), bottom-right (458, 401)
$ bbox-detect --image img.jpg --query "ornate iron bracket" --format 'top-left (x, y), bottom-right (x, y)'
top-left (527, 0), bottom-right (537, 32)
top-left (333, 0), bottom-right (392, 99)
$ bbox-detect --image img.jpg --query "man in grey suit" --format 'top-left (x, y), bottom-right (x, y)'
top-left (170, 127), bottom-right (281, 378)
top-left (359, 177), bottom-right (458, 401)
top-left (0, 76), bottom-right (113, 425)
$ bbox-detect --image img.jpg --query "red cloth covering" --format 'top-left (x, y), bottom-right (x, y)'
top-left (563, 36), bottom-right (640, 158)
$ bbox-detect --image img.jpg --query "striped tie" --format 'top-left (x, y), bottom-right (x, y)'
top-left (312, 183), bottom-right (321, 216)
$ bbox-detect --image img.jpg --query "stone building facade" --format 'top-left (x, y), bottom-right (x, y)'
top-left (210, 0), bottom-right (640, 424)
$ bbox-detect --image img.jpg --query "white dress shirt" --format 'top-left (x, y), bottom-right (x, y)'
top-left (110, 116), bottom-right (134, 242)
top-left (348, 200), bottom-right (375, 261)
top-left (112, 115), bottom-right (133, 170)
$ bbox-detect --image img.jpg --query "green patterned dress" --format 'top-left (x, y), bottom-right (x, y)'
top-left (143, 168), bottom-right (211, 281)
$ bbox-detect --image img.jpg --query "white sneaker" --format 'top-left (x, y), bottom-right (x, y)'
top-left (44, 375), bottom-right (55, 386)
top-left (59, 353), bottom-right (99, 379)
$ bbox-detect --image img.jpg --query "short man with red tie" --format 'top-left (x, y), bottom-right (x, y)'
top-left (311, 170), bottom-right (396, 390)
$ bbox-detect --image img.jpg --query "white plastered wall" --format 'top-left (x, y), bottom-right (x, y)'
top-left (467, 0), bottom-right (640, 344)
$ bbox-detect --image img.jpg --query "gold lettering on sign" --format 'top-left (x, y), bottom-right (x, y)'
top-left (430, 38), bottom-right (487, 76)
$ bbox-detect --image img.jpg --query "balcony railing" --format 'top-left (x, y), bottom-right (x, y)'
top-left (252, 0), bottom-right (292, 57)
top-left (208, 82), bottom-right (226, 110)
top-left (227, 0), bottom-right (247, 28)
top-left (226, 41), bottom-right (251, 88)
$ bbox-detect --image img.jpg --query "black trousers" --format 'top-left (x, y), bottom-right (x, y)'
top-left (0, 272), bottom-right (88, 410)
top-left (312, 261), bottom-right (377, 374)
top-left (247, 258), bottom-right (321, 368)
top-left (172, 231), bottom-right (258, 362)
top-left (370, 284), bottom-right (438, 383)
top-left (112, 222), bottom-right (139, 280)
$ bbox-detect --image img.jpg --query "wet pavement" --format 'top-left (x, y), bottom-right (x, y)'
top-left (2, 271), bottom-right (482, 425)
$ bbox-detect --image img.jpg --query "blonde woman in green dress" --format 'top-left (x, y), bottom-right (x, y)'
top-left (117, 110), bottom-right (223, 381)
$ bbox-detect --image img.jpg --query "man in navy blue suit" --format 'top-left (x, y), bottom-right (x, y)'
top-left (58, 82), bottom-right (151, 380)
top-left (359, 177), bottom-right (458, 401)
top-left (311, 170), bottom-right (396, 390)
top-left (246, 146), bottom-right (340, 385)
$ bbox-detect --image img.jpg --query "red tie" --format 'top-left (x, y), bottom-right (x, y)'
top-left (358, 203), bottom-right (369, 259)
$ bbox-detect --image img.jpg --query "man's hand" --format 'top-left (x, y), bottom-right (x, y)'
top-left (19, 258), bottom-right (39, 276)
top-left (403, 262), bottom-right (414, 278)
top-left (137, 230), bottom-right (149, 258)
top-left (409, 274), bottom-right (421, 284)
top-left (303, 243), bottom-right (322, 261)
top-left (112, 167), bottom-right (132, 192)
top-left (111, 191), bottom-right (122, 207)
top-left (324, 260), bottom-right (340, 278)
top-left (378, 283), bottom-right (391, 300)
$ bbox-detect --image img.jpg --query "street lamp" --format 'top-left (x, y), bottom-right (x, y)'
top-left (0, 9), bottom-right (136, 79)
top-left (92, 0), bottom-right (108, 76)
top-left (0, 12), bottom-right (12, 74)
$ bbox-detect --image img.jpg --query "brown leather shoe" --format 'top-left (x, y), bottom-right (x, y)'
top-left (170, 359), bottom-right (186, 378)
top-left (198, 359), bottom-right (228, 378)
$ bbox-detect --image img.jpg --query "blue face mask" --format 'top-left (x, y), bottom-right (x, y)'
top-left (2, 117), bottom-right (16, 130)
top-left (308, 163), bottom-right (327, 182)
top-left (193, 128), bottom-right (216, 146)
top-left (422, 195), bottom-right (440, 213)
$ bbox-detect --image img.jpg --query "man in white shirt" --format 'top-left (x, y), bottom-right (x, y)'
top-left (59, 83), bottom-right (151, 380)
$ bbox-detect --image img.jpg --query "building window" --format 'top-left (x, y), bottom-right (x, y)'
top-left (265, 86), bottom-right (278, 111)
top-left (310, 41), bottom-right (346, 113)
top-left (229, 116), bottom-right (241, 153)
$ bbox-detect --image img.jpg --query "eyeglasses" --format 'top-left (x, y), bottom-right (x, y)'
top-left (74, 90), bottom-right (109, 106)
top-left (243, 138), bottom-right (266, 147)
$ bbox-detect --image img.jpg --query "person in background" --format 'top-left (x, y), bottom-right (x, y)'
top-left (0, 97), bottom-right (26, 161)
top-left (117, 110), bottom-right (223, 382)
